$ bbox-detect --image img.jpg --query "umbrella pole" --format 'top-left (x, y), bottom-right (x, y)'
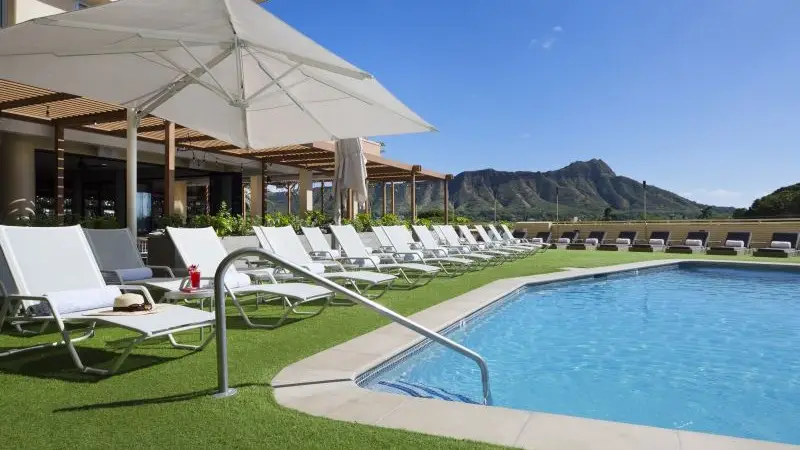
top-left (126, 108), bottom-right (139, 237)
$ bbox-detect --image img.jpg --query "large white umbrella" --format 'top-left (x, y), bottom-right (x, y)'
top-left (333, 138), bottom-right (368, 224)
top-left (0, 0), bottom-right (435, 233)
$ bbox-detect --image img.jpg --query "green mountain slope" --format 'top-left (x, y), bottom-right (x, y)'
top-left (262, 159), bottom-right (735, 221)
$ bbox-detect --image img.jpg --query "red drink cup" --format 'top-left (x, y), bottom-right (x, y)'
top-left (190, 270), bottom-right (201, 289)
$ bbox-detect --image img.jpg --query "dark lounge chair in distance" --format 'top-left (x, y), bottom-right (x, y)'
top-left (598, 231), bottom-right (638, 251)
top-left (567, 231), bottom-right (606, 250)
top-left (629, 231), bottom-right (671, 252)
top-left (665, 231), bottom-right (710, 254)
top-left (553, 231), bottom-right (579, 249)
top-left (753, 232), bottom-right (800, 258)
top-left (530, 231), bottom-right (552, 246)
top-left (706, 231), bottom-right (752, 256)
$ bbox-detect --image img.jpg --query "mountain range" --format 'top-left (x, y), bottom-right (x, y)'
top-left (262, 159), bottom-right (735, 221)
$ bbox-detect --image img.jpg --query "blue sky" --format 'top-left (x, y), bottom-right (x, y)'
top-left (266, 0), bottom-right (800, 208)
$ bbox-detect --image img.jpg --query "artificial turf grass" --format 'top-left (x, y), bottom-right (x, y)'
top-left (0, 251), bottom-right (787, 449)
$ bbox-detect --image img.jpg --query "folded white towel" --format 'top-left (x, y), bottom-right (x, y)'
top-left (685, 239), bottom-right (703, 247)
top-left (615, 238), bottom-right (631, 245)
top-left (584, 238), bottom-right (599, 245)
top-left (725, 240), bottom-right (745, 248)
top-left (29, 286), bottom-right (121, 316)
top-left (770, 241), bottom-right (792, 249)
top-left (649, 238), bottom-right (665, 246)
top-left (558, 237), bottom-right (571, 244)
top-left (531, 238), bottom-right (544, 244)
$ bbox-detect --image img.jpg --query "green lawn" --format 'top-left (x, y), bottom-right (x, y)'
top-left (0, 251), bottom-right (789, 449)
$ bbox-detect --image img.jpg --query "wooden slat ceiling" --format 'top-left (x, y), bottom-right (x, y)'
top-left (0, 79), bottom-right (447, 181)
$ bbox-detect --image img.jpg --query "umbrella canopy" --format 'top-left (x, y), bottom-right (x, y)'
top-left (0, 0), bottom-right (435, 149)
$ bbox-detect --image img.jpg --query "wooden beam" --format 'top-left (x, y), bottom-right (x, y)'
top-left (176, 135), bottom-right (218, 143)
top-left (411, 175), bottom-right (417, 222)
top-left (444, 174), bottom-right (453, 224)
top-left (365, 181), bottom-right (371, 218)
top-left (54, 124), bottom-right (65, 221)
top-left (0, 93), bottom-right (78, 111)
top-left (164, 121), bottom-right (176, 216)
top-left (286, 184), bottom-right (292, 214)
top-left (202, 144), bottom-right (239, 151)
top-left (56, 109), bottom-right (128, 127)
top-left (230, 146), bottom-right (313, 158)
top-left (261, 160), bottom-right (269, 215)
top-left (382, 182), bottom-right (388, 216)
top-left (139, 123), bottom-right (177, 134)
top-left (347, 189), bottom-right (354, 220)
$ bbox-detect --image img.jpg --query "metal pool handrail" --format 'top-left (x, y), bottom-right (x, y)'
top-left (212, 247), bottom-right (493, 405)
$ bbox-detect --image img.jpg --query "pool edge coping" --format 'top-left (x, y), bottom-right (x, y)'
top-left (271, 258), bottom-right (800, 450)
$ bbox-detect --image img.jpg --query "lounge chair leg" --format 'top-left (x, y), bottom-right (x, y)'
top-left (167, 330), bottom-right (215, 351)
top-left (0, 299), bottom-right (10, 332)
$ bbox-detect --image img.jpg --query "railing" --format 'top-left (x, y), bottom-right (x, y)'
top-left (517, 217), bottom-right (800, 226)
top-left (212, 247), bottom-right (493, 405)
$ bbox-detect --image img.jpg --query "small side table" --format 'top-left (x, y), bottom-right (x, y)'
top-left (161, 289), bottom-right (216, 340)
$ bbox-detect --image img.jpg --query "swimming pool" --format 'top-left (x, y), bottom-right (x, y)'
top-left (360, 264), bottom-right (800, 445)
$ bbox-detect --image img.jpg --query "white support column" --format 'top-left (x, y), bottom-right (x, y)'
top-left (298, 169), bottom-right (314, 217)
top-left (126, 108), bottom-right (140, 236)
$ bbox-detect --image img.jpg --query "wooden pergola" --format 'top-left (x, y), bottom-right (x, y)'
top-left (0, 79), bottom-right (454, 222)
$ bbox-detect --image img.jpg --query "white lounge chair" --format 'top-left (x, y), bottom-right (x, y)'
top-left (161, 227), bottom-right (334, 329)
top-left (497, 224), bottom-right (547, 251)
top-left (379, 226), bottom-right (473, 276)
top-left (371, 226), bottom-right (400, 253)
top-left (83, 228), bottom-right (176, 285)
top-left (253, 226), bottom-right (395, 299)
top-left (487, 224), bottom-right (542, 252)
top-left (329, 225), bottom-right (439, 287)
top-left (412, 225), bottom-right (494, 269)
top-left (469, 226), bottom-right (528, 258)
top-left (0, 225), bottom-right (214, 375)
top-left (301, 226), bottom-right (341, 261)
top-left (437, 225), bottom-right (510, 261)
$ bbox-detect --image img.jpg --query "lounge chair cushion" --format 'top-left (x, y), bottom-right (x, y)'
top-left (584, 238), bottom-right (599, 245)
top-left (685, 239), bottom-right (703, 247)
top-left (615, 238), bottom-right (631, 245)
top-left (30, 285), bottom-right (122, 316)
top-left (725, 240), bottom-right (745, 248)
top-left (531, 238), bottom-right (544, 244)
top-left (770, 241), bottom-right (792, 249)
top-left (558, 238), bottom-right (571, 244)
top-left (649, 239), bottom-right (665, 246)
top-left (115, 267), bottom-right (154, 282)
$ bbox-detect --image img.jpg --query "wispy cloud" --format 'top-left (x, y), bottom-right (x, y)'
top-left (520, 132), bottom-right (531, 139)
top-left (681, 188), bottom-right (747, 206)
top-left (529, 25), bottom-right (562, 51)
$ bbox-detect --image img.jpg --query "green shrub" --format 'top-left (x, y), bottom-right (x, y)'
top-left (81, 215), bottom-right (120, 229)
top-left (155, 214), bottom-right (186, 229)
top-left (376, 213), bottom-right (402, 226)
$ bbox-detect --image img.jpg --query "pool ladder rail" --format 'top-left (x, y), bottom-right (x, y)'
top-left (211, 247), bottom-right (494, 406)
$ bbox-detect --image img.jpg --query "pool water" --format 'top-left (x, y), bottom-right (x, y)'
top-left (362, 265), bottom-right (800, 444)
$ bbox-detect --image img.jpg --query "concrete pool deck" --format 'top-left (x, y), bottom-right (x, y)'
top-left (272, 259), bottom-right (800, 450)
